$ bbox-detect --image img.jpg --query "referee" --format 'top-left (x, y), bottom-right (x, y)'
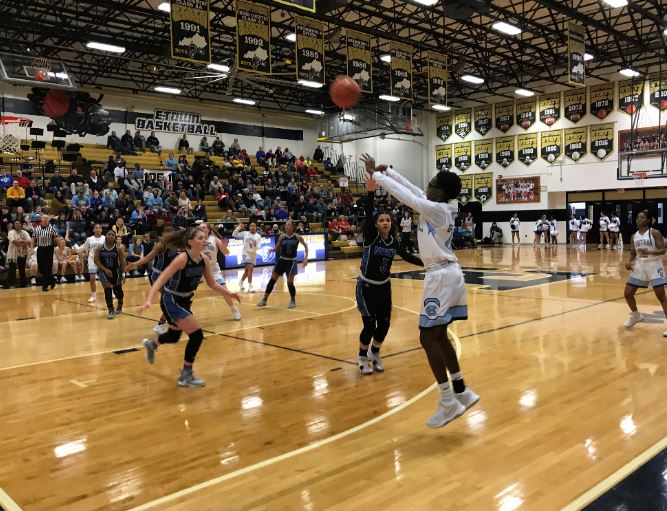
top-left (33, 215), bottom-right (58, 292)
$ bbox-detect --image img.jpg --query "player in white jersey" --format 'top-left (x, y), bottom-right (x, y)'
top-left (623, 210), bottom-right (667, 335)
top-left (533, 215), bottom-right (549, 246)
top-left (568, 215), bottom-right (580, 245)
top-left (198, 223), bottom-right (241, 320)
top-left (232, 222), bottom-right (263, 292)
top-left (598, 211), bottom-right (610, 249)
top-left (579, 216), bottom-right (593, 246)
top-left (608, 213), bottom-right (620, 248)
top-left (549, 216), bottom-right (558, 244)
top-left (509, 213), bottom-right (520, 245)
top-left (361, 153), bottom-right (479, 429)
top-left (77, 223), bottom-right (105, 302)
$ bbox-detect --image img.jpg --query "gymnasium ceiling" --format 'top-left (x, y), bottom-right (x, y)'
top-left (0, 0), bottom-right (665, 114)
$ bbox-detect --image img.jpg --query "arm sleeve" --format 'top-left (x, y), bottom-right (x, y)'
top-left (397, 244), bottom-right (424, 266)
top-left (385, 169), bottom-right (426, 198)
top-left (362, 192), bottom-right (377, 241)
top-left (373, 172), bottom-right (447, 225)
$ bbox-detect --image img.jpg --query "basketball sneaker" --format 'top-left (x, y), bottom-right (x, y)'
top-left (358, 355), bottom-right (373, 375)
top-left (288, 299), bottom-right (296, 309)
top-left (31, 277), bottom-right (36, 285)
top-left (455, 387), bottom-right (480, 410)
top-left (60, 276), bottom-right (67, 283)
top-left (426, 399), bottom-right (465, 428)
top-left (367, 350), bottom-right (384, 372)
top-left (232, 305), bottom-right (241, 320)
top-left (88, 294), bottom-right (96, 303)
top-left (605, 244), bottom-right (611, 249)
top-left (153, 322), bottom-right (168, 335)
top-left (107, 310), bottom-right (115, 320)
top-left (598, 244), bottom-right (603, 249)
top-left (256, 297), bottom-right (267, 307)
top-left (248, 284), bottom-right (255, 293)
top-left (178, 368), bottom-right (205, 388)
top-left (142, 338), bottom-right (157, 364)
top-left (238, 283), bottom-right (246, 292)
top-left (624, 311), bottom-right (644, 328)
top-left (115, 307), bottom-right (123, 315)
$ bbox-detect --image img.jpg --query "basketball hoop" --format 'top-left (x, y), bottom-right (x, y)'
top-left (31, 56), bottom-right (51, 81)
top-left (0, 115), bottom-right (33, 154)
top-left (632, 171), bottom-right (646, 187)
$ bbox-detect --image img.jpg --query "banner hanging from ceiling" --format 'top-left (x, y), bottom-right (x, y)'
top-left (495, 101), bottom-right (514, 133)
top-left (272, 0), bottom-right (315, 12)
top-left (474, 139), bottom-right (492, 169)
top-left (474, 105), bottom-right (492, 136)
top-left (453, 141), bottom-right (472, 171)
top-left (458, 174), bottom-right (473, 205)
top-left (567, 22), bottom-right (586, 86)
top-left (436, 112), bottom-right (453, 141)
top-left (295, 16), bottom-right (325, 85)
top-left (590, 83), bottom-right (614, 119)
top-left (516, 97), bottom-right (536, 129)
top-left (390, 42), bottom-right (412, 99)
top-left (564, 126), bottom-right (587, 162)
top-left (563, 88), bottom-right (586, 122)
top-left (539, 93), bottom-right (561, 126)
top-left (346, 30), bottom-right (372, 93)
top-left (541, 130), bottom-right (562, 163)
top-left (236, 0), bottom-right (271, 74)
top-left (473, 173), bottom-right (493, 204)
top-left (617, 80), bottom-right (643, 115)
top-left (517, 133), bottom-right (538, 166)
top-left (454, 109), bottom-right (472, 138)
top-left (435, 144), bottom-right (452, 170)
top-left (495, 136), bottom-right (515, 167)
top-left (170, 0), bottom-right (211, 64)
top-left (649, 73), bottom-right (667, 110)
top-left (427, 52), bottom-right (448, 107)
top-left (590, 122), bottom-right (614, 160)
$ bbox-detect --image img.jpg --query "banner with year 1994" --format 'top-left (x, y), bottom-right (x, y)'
top-left (236, 0), bottom-right (271, 74)
top-left (170, 0), bottom-right (211, 64)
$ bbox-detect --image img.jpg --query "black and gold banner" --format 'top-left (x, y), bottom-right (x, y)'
top-left (390, 42), bottom-right (412, 99)
top-left (567, 22), bottom-right (586, 86)
top-left (474, 139), bottom-right (492, 170)
top-left (454, 109), bottom-right (472, 138)
top-left (649, 73), bottom-right (667, 110)
top-left (590, 83), bottom-right (614, 120)
top-left (236, 0), bottom-right (271, 74)
top-left (541, 130), bottom-right (562, 163)
top-left (428, 52), bottom-right (448, 106)
top-left (458, 174), bottom-right (473, 205)
top-left (516, 98), bottom-right (536, 129)
top-left (295, 17), bottom-right (325, 85)
top-left (273, 0), bottom-right (315, 12)
top-left (495, 136), bottom-right (515, 167)
top-left (517, 133), bottom-right (538, 166)
top-left (474, 105), bottom-right (492, 136)
top-left (564, 126), bottom-right (587, 162)
top-left (435, 144), bottom-right (452, 170)
top-left (495, 101), bottom-right (514, 133)
top-left (590, 123), bottom-right (614, 160)
top-left (346, 30), bottom-right (372, 93)
top-left (539, 93), bottom-right (561, 126)
top-left (453, 141), bottom-right (472, 171)
top-left (436, 113), bottom-right (453, 141)
top-left (170, 0), bottom-right (211, 64)
top-left (473, 173), bottom-right (493, 204)
top-left (564, 88), bottom-right (586, 123)
top-left (618, 80), bottom-right (643, 115)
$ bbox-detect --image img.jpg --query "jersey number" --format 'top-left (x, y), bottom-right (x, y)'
top-left (380, 257), bottom-right (389, 274)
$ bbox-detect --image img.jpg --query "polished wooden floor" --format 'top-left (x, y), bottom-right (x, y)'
top-left (1, 245), bottom-right (666, 510)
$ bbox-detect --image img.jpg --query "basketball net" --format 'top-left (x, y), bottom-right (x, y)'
top-left (633, 172), bottom-right (646, 187)
top-left (31, 56), bottom-right (51, 82)
top-left (0, 116), bottom-right (32, 153)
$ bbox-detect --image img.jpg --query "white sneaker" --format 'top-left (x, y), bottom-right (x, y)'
top-left (153, 323), bottom-right (168, 335)
top-left (624, 311), bottom-right (644, 328)
top-left (367, 350), bottom-right (384, 372)
top-left (598, 244), bottom-right (603, 249)
top-left (455, 387), bottom-right (480, 410)
top-left (248, 284), bottom-right (255, 293)
top-left (358, 355), bottom-right (373, 375)
top-left (87, 294), bottom-right (96, 303)
top-left (605, 244), bottom-right (611, 249)
top-left (238, 284), bottom-right (245, 292)
top-left (31, 277), bottom-right (36, 285)
top-left (426, 399), bottom-right (465, 428)
top-left (231, 306), bottom-right (241, 321)
top-left (60, 276), bottom-right (67, 283)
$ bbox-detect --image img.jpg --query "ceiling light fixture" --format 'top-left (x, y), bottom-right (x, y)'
top-left (207, 63), bottom-right (230, 73)
top-left (412, 0), bottom-right (438, 5)
top-left (584, 53), bottom-right (594, 61)
top-left (305, 109), bottom-right (325, 115)
top-left (154, 86), bottom-right (181, 94)
top-left (492, 21), bottom-right (522, 36)
top-left (86, 42), bottom-right (126, 53)
top-left (379, 94), bottom-right (401, 102)
top-left (601, 0), bottom-right (628, 7)
top-left (233, 98), bottom-right (256, 106)
top-left (432, 104), bottom-right (452, 111)
top-left (285, 33), bottom-right (297, 42)
top-left (515, 88), bottom-right (535, 97)
top-left (297, 80), bottom-right (324, 88)
top-left (620, 68), bottom-right (640, 77)
top-left (461, 74), bottom-right (485, 84)
top-left (380, 54), bottom-right (391, 63)
top-left (157, 2), bottom-right (170, 12)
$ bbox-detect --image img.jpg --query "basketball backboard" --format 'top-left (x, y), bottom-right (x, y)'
top-left (0, 52), bottom-right (76, 89)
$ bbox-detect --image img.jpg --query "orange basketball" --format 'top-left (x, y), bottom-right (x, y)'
top-left (330, 75), bottom-right (361, 109)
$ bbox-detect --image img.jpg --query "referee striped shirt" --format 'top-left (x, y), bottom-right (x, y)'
top-left (33, 224), bottom-right (58, 247)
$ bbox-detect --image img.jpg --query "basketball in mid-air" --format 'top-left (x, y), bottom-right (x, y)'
top-left (330, 75), bottom-right (361, 109)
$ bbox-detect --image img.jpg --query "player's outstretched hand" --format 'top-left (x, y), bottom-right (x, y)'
top-left (364, 172), bottom-right (378, 192)
top-left (360, 153), bottom-right (376, 174)
top-left (138, 300), bottom-right (151, 313)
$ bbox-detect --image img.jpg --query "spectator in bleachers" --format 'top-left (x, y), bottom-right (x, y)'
top-left (121, 130), bottom-right (137, 155)
top-left (178, 134), bottom-right (193, 154)
top-left (229, 138), bottom-right (241, 157)
top-left (115, 191), bottom-right (132, 217)
top-left (130, 205), bottom-right (148, 235)
top-left (265, 148), bottom-right (275, 167)
top-left (313, 145), bottom-right (323, 163)
top-left (6, 181), bottom-right (27, 210)
top-left (283, 148), bottom-right (295, 164)
top-left (47, 169), bottom-right (64, 195)
top-left (199, 136), bottom-right (211, 154)
top-left (106, 130), bottom-right (121, 150)
top-left (276, 204), bottom-right (289, 220)
top-left (65, 210), bottom-right (88, 245)
top-left (164, 191), bottom-right (179, 214)
top-left (212, 136), bottom-right (225, 156)
top-left (48, 190), bottom-right (67, 216)
top-left (0, 205), bottom-right (12, 233)
top-left (123, 173), bottom-right (142, 199)
top-left (66, 168), bottom-right (85, 197)
top-left (172, 207), bottom-right (190, 229)
top-left (192, 200), bottom-right (207, 223)
top-left (145, 188), bottom-right (164, 214)
top-left (102, 188), bottom-right (117, 207)
top-left (146, 131), bottom-right (162, 154)
top-left (70, 189), bottom-right (91, 216)
top-left (87, 169), bottom-right (104, 194)
top-left (221, 209), bottom-right (237, 225)
top-left (296, 156), bottom-right (307, 172)
top-left (134, 130), bottom-right (146, 152)
top-left (324, 157), bottom-right (333, 171)
top-left (238, 149), bottom-right (251, 166)
top-left (14, 170), bottom-right (30, 189)
top-left (52, 212), bottom-right (67, 238)
top-left (328, 214), bottom-right (353, 241)
top-left (29, 206), bottom-right (44, 224)
top-left (208, 175), bottom-right (223, 195)
top-left (256, 146), bottom-right (266, 166)
top-left (114, 161), bottom-right (128, 186)
top-left (131, 163), bottom-right (144, 182)
top-left (89, 190), bottom-right (104, 221)
top-left (177, 190), bottom-right (191, 215)
top-left (0, 168), bottom-right (13, 190)
top-left (112, 217), bottom-right (131, 247)
top-left (25, 179), bottom-right (45, 211)
top-left (177, 154), bottom-right (190, 174)
top-left (164, 152), bottom-right (178, 172)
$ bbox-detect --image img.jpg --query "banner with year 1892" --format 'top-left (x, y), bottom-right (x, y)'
top-left (346, 30), bottom-right (372, 93)
top-left (474, 139), bottom-right (492, 170)
top-left (428, 52), bottom-right (448, 107)
top-left (390, 42), bottom-right (412, 99)
top-left (295, 17), bottom-right (325, 85)
top-left (473, 173), bottom-right (493, 204)
top-left (236, 0), bottom-right (271, 74)
top-left (474, 105), bottom-right (492, 136)
top-left (170, 0), bottom-right (211, 64)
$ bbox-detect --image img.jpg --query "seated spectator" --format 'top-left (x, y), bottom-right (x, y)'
top-left (106, 130), bottom-right (120, 150)
top-left (324, 157), bottom-right (334, 171)
top-left (87, 169), bottom-right (104, 194)
top-left (0, 205), bottom-right (12, 233)
top-left (134, 130), bottom-right (146, 152)
top-left (146, 131), bottom-right (162, 153)
top-left (208, 175), bottom-right (223, 196)
top-left (25, 179), bottom-right (46, 211)
top-left (212, 136), bottom-right (225, 156)
top-left (328, 214), bottom-right (353, 241)
top-left (6, 181), bottom-right (27, 210)
top-left (178, 154), bottom-right (191, 173)
top-left (238, 149), bottom-right (251, 166)
top-left (65, 210), bottom-right (88, 244)
top-left (70, 189), bottom-right (91, 215)
top-left (265, 148), bottom-right (275, 167)
top-left (120, 130), bottom-right (136, 154)
top-left (164, 192), bottom-right (179, 214)
top-left (217, 189), bottom-right (231, 210)
top-left (29, 206), bottom-right (44, 224)
top-left (145, 188), bottom-right (164, 214)
top-left (192, 200), bottom-right (207, 222)
top-left (130, 205), bottom-right (149, 234)
top-left (112, 217), bottom-right (131, 247)
top-left (52, 212), bottom-right (68, 238)
top-left (229, 138), bottom-right (241, 157)
top-left (124, 175), bottom-right (143, 199)
top-left (114, 163), bottom-right (128, 185)
top-left (0, 168), bottom-right (14, 190)
top-left (298, 215), bottom-right (311, 233)
top-left (178, 134), bottom-right (193, 154)
top-left (490, 222), bottom-right (503, 244)
top-left (47, 169), bottom-right (64, 195)
top-left (313, 145), bottom-right (323, 163)
top-left (199, 136), bottom-right (211, 153)
top-left (172, 207), bottom-right (190, 229)
top-left (178, 190), bottom-right (191, 214)
top-left (221, 209), bottom-right (237, 225)
top-left (276, 204), bottom-right (289, 220)
top-left (256, 146), bottom-right (266, 166)
top-left (14, 170), bottom-right (30, 189)
top-left (102, 188), bottom-right (117, 208)
top-left (66, 168), bottom-right (85, 197)
top-left (164, 152), bottom-right (178, 172)
top-left (89, 190), bottom-right (104, 221)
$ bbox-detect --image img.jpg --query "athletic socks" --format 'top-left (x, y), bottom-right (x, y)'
top-left (358, 347), bottom-right (367, 357)
top-left (450, 371), bottom-right (466, 393)
top-left (438, 381), bottom-right (455, 403)
top-left (371, 340), bottom-right (382, 354)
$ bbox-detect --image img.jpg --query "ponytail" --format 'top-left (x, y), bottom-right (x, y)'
top-left (160, 227), bottom-right (198, 250)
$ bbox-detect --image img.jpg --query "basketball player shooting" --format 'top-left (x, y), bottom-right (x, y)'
top-left (360, 154), bottom-right (479, 428)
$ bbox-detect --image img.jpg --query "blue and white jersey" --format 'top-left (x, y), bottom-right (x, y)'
top-left (633, 229), bottom-right (660, 261)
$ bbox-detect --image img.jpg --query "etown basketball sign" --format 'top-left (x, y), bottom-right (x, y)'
top-left (135, 109), bottom-right (216, 135)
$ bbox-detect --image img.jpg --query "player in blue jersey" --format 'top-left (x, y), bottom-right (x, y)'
top-left (94, 230), bottom-right (126, 320)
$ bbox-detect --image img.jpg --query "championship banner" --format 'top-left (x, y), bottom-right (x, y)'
top-left (435, 144), bottom-right (452, 170)
top-left (273, 0), bottom-right (315, 12)
top-left (473, 173), bottom-right (493, 204)
top-left (170, 0), bottom-right (211, 64)
top-left (539, 93), bottom-right (561, 126)
top-left (564, 88), bottom-right (586, 123)
top-left (516, 98), bottom-right (536, 129)
top-left (590, 122), bottom-right (614, 160)
top-left (427, 52), bottom-right (448, 106)
top-left (495, 136), bottom-right (515, 167)
top-left (474, 139), bottom-right (493, 169)
top-left (346, 31), bottom-right (372, 93)
top-left (295, 17), bottom-right (325, 85)
top-left (541, 130), bottom-right (562, 163)
top-left (390, 42), bottom-right (412, 99)
top-left (564, 126), bottom-right (587, 162)
top-left (618, 80), bottom-right (643, 115)
top-left (474, 105), bottom-right (492, 136)
top-left (453, 141), bottom-right (472, 171)
top-left (458, 174), bottom-right (473, 205)
top-left (495, 101), bottom-right (514, 133)
top-left (517, 133), bottom-right (538, 166)
top-left (454, 109), bottom-right (472, 138)
top-left (436, 112), bottom-right (453, 141)
top-left (590, 83), bottom-right (614, 120)
top-left (567, 22), bottom-right (586, 86)
top-left (236, 0), bottom-right (271, 74)
top-left (649, 73), bottom-right (667, 110)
